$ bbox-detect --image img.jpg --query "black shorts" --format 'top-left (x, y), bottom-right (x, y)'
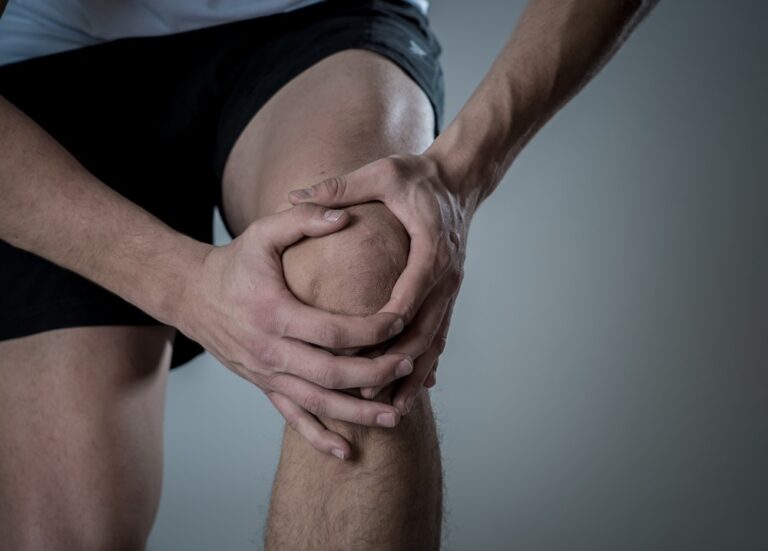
top-left (0, 0), bottom-right (444, 368)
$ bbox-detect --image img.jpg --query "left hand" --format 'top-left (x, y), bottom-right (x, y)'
top-left (288, 153), bottom-right (475, 415)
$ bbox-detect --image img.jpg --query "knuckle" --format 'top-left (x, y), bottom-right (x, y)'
top-left (448, 229), bottom-right (462, 249)
top-left (320, 323), bottom-right (347, 348)
top-left (253, 341), bottom-right (281, 368)
top-left (264, 371), bottom-right (285, 391)
top-left (283, 410), bottom-right (300, 432)
top-left (401, 301), bottom-right (419, 324)
top-left (269, 393), bottom-right (298, 430)
top-left (302, 392), bottom-right (326, 417)
top-left (435, 334), bottom-right (449, 355)
top-left (253, 294), bottom-right (282, 333)
top-left (354, 405), bottom-right (373, 427)
top-left (365, 320), bottom-right (390, 344)
top-left (316, 363), bottom-right (340, 388)
top-left (320, 175), bottom-right (348, 201)
top-left (309, 433), bottom-right (326, 451)
top-left (449, 268), bottom-right (464, 290)
top-left (417, 330), bottom-right (436, 355)
top-left (268, 304), bottom-right (290, 337)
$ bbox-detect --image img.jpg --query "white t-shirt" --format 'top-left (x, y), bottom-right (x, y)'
top-left (0, 0), bottom-right (429, 66)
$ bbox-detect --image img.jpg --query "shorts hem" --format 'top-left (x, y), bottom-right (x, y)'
top-left (0, 298), bottom-right (202, 369)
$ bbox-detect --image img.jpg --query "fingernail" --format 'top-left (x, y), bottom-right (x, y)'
top-left (331, 448), bottom-right (346, 461)
top-left (376, 412), bottom-right (397, 427)
top-left (390, 318), bottom-right (404, 336)
top-left (323, 209), bottom-right (344, 222)
top-left (290, 187), bottom-right (314, 199)
top-left (396, 359), bottom-right (413, 377)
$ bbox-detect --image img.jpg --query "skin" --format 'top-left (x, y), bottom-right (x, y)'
top-left (0, 0), bottom-right (658, 548)
top-left (221, 50), bottom-right (442, 549)
top-left (0, 326), bottom-right (173, 550)
top-left (290, 0), bottom-right (661, 413)
top-left (0, 97), bottom-right (410, 435)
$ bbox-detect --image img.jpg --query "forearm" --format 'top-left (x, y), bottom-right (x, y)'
top-left (0, 96), bottom-right (209, 324)
top-left (425, 0), bottom-right (657, 206)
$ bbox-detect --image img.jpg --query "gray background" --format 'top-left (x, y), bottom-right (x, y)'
top-left (148, 1), bottom-right (768, 549)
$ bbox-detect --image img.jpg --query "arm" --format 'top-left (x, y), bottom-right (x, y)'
top-left (0, 96), bottom-right (207, 323)
top-left (0, 94), bottom-right (411, 451)
top-left (425, 0), bottom-right (658, 206)
top-left (288, 0), bottom-right (659, 411)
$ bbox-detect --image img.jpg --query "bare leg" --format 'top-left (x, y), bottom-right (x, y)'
top-left (0, 326), bottom-right (173, 550)
top-left (275, 203), bottom-right (442, 550)
top-left (222, 49), bottom-right (442, 550)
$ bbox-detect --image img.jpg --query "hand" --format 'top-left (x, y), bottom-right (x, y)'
top-left (177, 203), bottom-right (414, 459)
top-left (287, 154), bottom-right (474, 415)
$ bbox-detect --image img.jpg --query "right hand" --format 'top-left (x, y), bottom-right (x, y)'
top-left (177, 203), bottom-right (413, 459)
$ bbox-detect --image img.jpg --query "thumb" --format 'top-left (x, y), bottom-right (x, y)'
top-left (256, 203), bottom-right (350, 252)
top-left (288, 170), bottom-right (379, 208)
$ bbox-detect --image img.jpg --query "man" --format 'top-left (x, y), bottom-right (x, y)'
top-left (0, 0), bottom-right (657, 549)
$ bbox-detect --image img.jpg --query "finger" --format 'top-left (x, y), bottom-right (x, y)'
top-left (275, 339), bottom-right (413, 389)
top-left (360, 282), bottom-right (452, 399)
top-left (393, 343), bottom-right (439, 415)
top-left (378, 234), bottom-right (441, 323)
top-left (425, 372), bottom-right (436, 388)
top-left (361, 384), bottom-right (381, 400)
top-left (360, 379), bottom-right (397, 400)
top-left (424, 360), bottom-right (438, 389)
top-left (256, 203), bottom-right (351, 252)
top-left (267, 392), bottom-right (351, 460)
top-left (289, 164), bottom-right (445, 326)
top-left (278, 298), bottom-right (405, 349)
top-left (288, 168), bottom-right (383, 207)
top-left (388, 278), bottom-right (454, 359)
top-left (394, 297), bottom-right (455, 414)
top-left (270, 374), bottom-right (402, 428)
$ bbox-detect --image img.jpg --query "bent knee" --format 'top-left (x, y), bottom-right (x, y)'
top-left (282, 201), bottom-right (409, 316)
top-left (281, 202), bottom-right (420, 451)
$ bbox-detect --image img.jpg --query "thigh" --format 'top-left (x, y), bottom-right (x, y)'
top-left (0, 325), bottom-right (173, 550)
top-left (221, 48), bottom-right (435, 232)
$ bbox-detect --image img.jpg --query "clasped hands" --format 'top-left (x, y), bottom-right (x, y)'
top-left (181, 152), bottom-right (473, 458)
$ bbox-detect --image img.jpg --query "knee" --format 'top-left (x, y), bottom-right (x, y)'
top-left (282, 201), bottom-right (418, 446)
top-left (282, 201), bottom-right (409, 319)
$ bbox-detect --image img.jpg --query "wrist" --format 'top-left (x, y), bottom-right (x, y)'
top-left (424, 102), bottom-right (516, 210)
top-left (160, 236), bottom-right (214, 331)
top-left (120, 229), bottom-right (214, 329)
